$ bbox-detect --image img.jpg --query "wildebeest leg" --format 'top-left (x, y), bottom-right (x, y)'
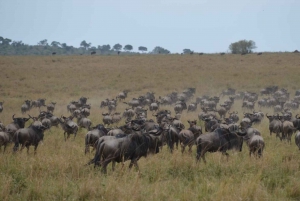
top-left (64, 132), bottom-right (67, 141)
top-left (222, 152), bottom-right (229, 161)
top-left (20, 144), bottom-right (25, 152)
top-left (202, 152), bottom-right (207, 163)
top-left (129, 159), bottom-right (139, 171)
top-left (26, 145), bottom-right (30, 154)
top-left (101, 160), bottom-right (109, 174)
top-left (181, 144), bottom-right (185, 153)
top-left (34, 145), bottom-right (38, 155)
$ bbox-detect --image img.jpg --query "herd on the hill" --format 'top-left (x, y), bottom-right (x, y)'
top-left (1, 86), bottom-right (300, 173)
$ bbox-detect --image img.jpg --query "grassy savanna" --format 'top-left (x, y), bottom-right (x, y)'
top-left (0, 53), bottom-right (300, 201)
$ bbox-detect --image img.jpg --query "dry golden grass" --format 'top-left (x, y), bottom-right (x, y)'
top-left (0, 53), bottom-right (300, 200)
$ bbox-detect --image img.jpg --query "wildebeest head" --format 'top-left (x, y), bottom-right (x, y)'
top-left (12, 114), bottom-right (30, 128)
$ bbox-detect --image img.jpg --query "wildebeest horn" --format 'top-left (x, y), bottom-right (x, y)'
top-left (12, 114), bottom-right (16, 120)
top-left (28, 114), bottom-right (33, 119)
top-left (296, 114), bottom-right (299, 119)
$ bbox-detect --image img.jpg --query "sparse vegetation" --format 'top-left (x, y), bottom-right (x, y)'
top-left (0, 53), bottom-right (300, 200)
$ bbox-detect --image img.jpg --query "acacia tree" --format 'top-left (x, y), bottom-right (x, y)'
top-left (113, 43), bottom-right (122, 51)
top-left (123, 44), bottom-right (133, 52)
top-left (183, 49), bottom-right (192, 54)
top-left (229, 40), bottom-right (256, 54)
top-left (151, 46), bottom-right (170, 54)
top-left (38, 39), bottom-right (48, 46)
top-left (138, 46), bottom-right (147, 53)
top-left (80, 40), bottom-right (91, 50)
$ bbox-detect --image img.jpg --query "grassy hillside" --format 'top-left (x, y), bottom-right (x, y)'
top-left (0, 53), bottom-right (300, 200)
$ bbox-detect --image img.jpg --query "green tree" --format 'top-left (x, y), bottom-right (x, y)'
top-left (38, 39), bottom-right (48, 46)
top-left (113, 43), bottom-right (122, 51)
top-left (138, 46), bottom-right (147, 53)
top-left (97, 44), bottom-right (111, 54)
top-left (80, 40), bottom-right (91, 50)
top-left (123, 44), bottom-right (133, 52)
top-left (0, 37), bottom-right (12, 45)
top-left (229, 40), bottom-right (256, 54)
top-left (51, 41), bottom-right (61, 47)
top-left (183, 49), bottom-right (192, 54)
top-left (151, 46), bottom-right (170, 54)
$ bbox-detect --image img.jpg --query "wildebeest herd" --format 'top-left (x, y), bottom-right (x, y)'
top-left (1, 86), bottom-right (300, 174)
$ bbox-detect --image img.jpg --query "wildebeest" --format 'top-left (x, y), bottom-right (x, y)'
top-left (13, 119), bottom-right (48, 154)
top-left (91, 133), bottom-right (159, 173)
top-left (196, 125), bottom-right (246, 163)
top-left (228, 111), bottom-right (239, 123)
top-left (0, 128), bottom-right (11, 152)
top-left (52, 52), bottom-right (56, 55)
top-left (266, 114), bottom-right (283, 140)
top-left (21, 100), bottom-right (32, 114)
top-left (58, 116), bottom-right (79, 141)
top-left (201, 116), bottom-right (221, 132)
top-left (237, 126), bottom-right (263, 157)
top-left (31, 98), bottom-right (46, 109)
top-left (282, 120), bottom-right (295, 144)
top-left (5, 115), bottom-right (31, 137)
top-left (178, 120), bottom-right (202, 153)
top-left (39, 111), bottom-right (60, 127)
top-left (295, 131), bottom-right (300, 150)
top-left (75, 114), bottom-right (92, 130)
top-left (85, 124), bottom-right (108, 154)
top-left (257, 52), bottom-right (262, 55)
top-left (102, 113), bottom-right (112, 126)
top-left (187, 102), bottom-right (198, 112)
top-left (67, 101), bottom-right (78, 113)
top-left (174, 100), bottom-right (187, 114)
top-left (0, 101), bottom-right (4, 113)
top-left (122, 108), bottom-right (135, 120)
top-left (111, 112), bottom-right (122, 124)
top-left (91, 51), bottom-right (96, 55)
top-left (47, 102), bottom-right (56, 113)
top-left (149, 101), bottom-right (160, 112)
top-left (117, 90), bottom-right (129, 101)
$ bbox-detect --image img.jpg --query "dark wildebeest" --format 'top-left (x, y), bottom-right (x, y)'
top-left (52, 52), bottom-right (56, 55)
top-left (228, 111), bottom-right (239, 123)
top-left (75, 114), bottom-right (92, 130)
top-left (257, 52), bottom-right (262, 55)
top-left (238, 125), bottom-right (264, 157)
top-left (0, 101), bottom-right (3, 113)
top-left (91, 133), bottom-right (159, 173)
top-left (266, 114), bottom-right (283, 140)
top-left (58, 116), bottom-right (79, 141)
top-left (5, 115), bottom-right (31, 137)
top-left (91, 51), bottom-right (96, 55)
top-left (117, 90), bottom-right (129, 101)
top-left (0, 128), bottom-right (11, 152)
top-left (102, 113), bottom-right (112, 126)
top-left (21, 100), bottom-right (32, 114)
top-left (13, 119), bottom-right (48, 154)
top-left (31, 98), bottom-right (46, 109)
top-left (47, 102), bottom-right (56, 113)
top-left (67, 101), bottom-right (78, 113)
top-left (295, 131), bottom-right (300, 150)
top-left (85, 124), bottom-right (108, 154)
top-left (178, 120), bottom-right (202, 153)
top-left (196, 125), bottom-right (246, 163)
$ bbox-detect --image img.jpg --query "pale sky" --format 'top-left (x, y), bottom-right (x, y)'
top-left (0, 0), bottom-right (299, 53)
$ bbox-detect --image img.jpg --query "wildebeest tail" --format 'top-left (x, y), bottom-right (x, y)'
top-left (93, 140), bottom-right (105, 168)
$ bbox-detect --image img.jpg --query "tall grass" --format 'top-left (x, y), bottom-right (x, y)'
top-left (0, 53), bottom-right (300, 200)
